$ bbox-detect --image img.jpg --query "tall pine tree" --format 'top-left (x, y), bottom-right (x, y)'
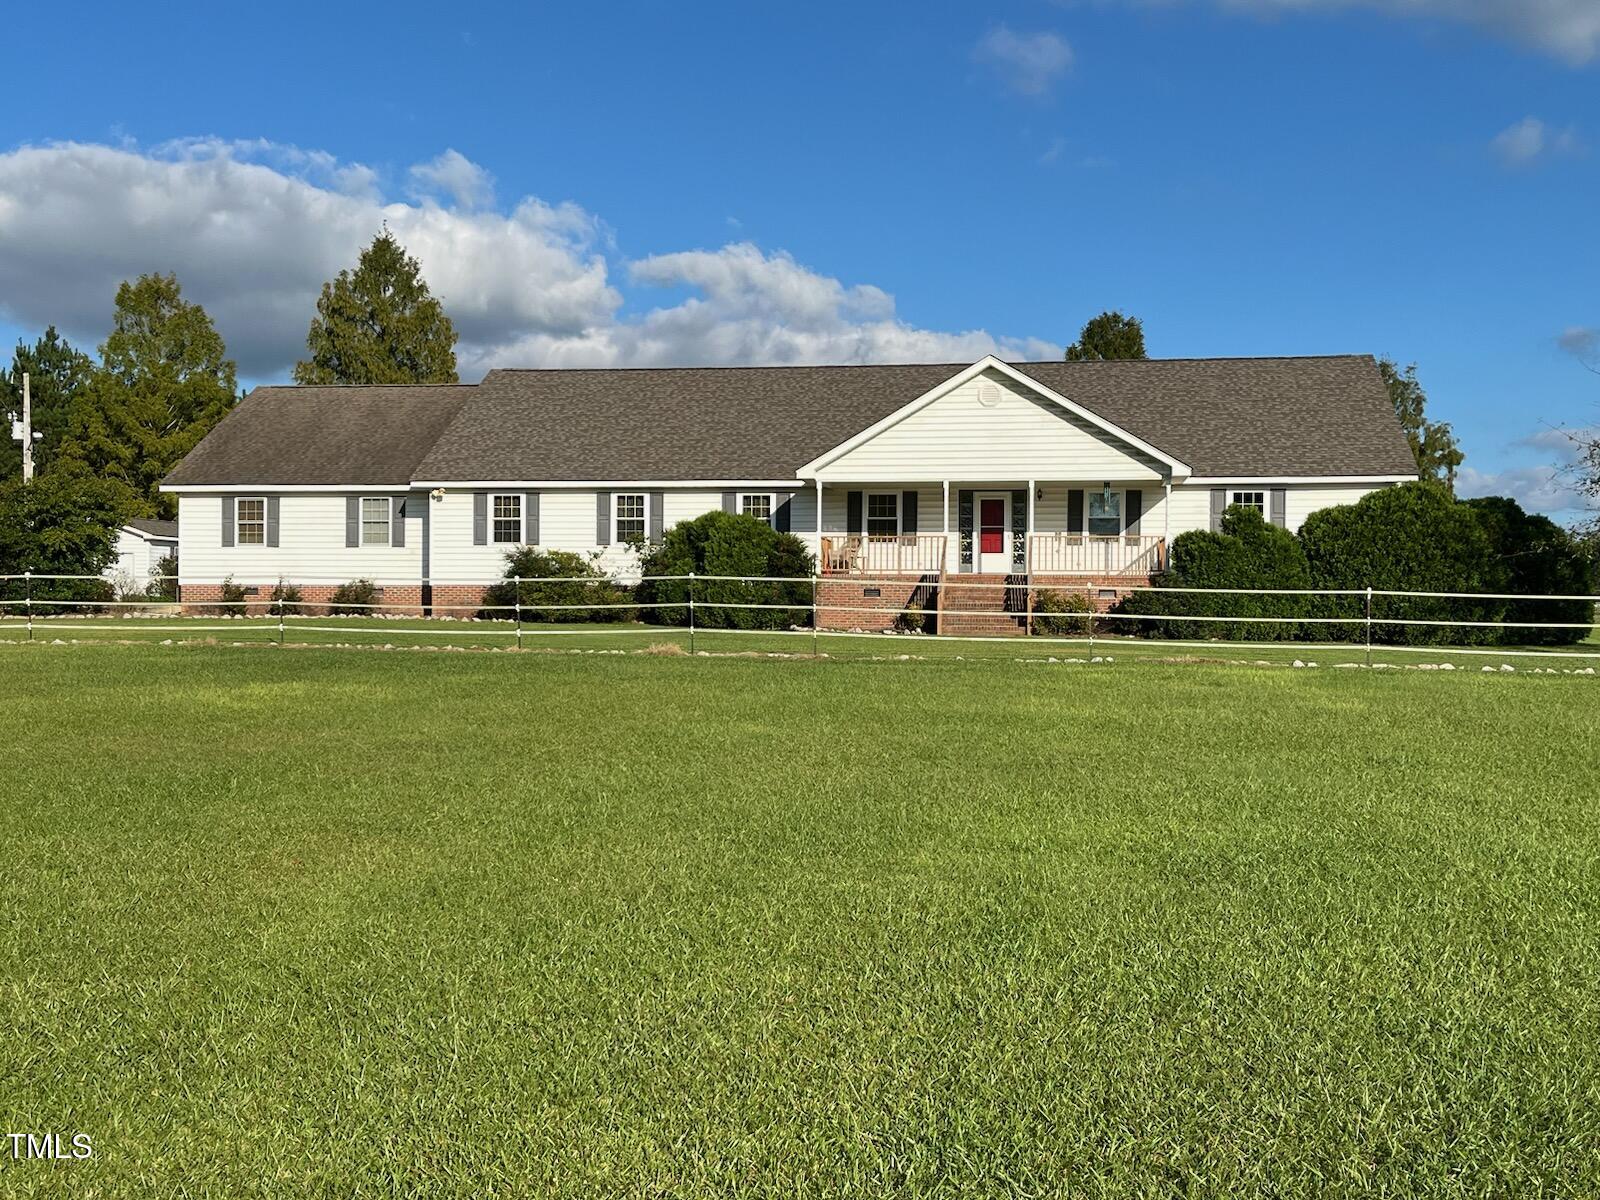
top-left (1, 326), bottom-right (94, 480)
top-left (56, 274), bottom-right (238, 518)
top-left (294, 230), bottom-right (459, 384)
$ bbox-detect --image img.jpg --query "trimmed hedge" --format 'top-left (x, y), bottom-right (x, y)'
top-left (637, 511), bottom-right (814, 629)
top-left (479, 548), bottom-right (635, 623)
top-left (1299, 483), bottom-right (1506, 646)
top-left (328, 579), bottom-right (380, 616)
top-left (1113, 506), bottom-right (1311, 641)
top-left (1466, 497), bottom-right (1596, 646)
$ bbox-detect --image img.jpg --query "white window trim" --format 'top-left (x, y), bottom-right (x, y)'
top-left (738, 491), bottom-right (777, 527)
top-left (359, 496), bottom-right (393, 547)
top-left (235, 496), bottom-right (267, 547)
top-left (612, 492), bottom-right (649, 544)
top-left (1086, 488), bottom-right (1124, 538)
top-left (489, 492), bottom-right (525, 545)
top-left (1229, 489), bottom-right (1268, 516)
top-left (865, 491), bottom-right (901, 538)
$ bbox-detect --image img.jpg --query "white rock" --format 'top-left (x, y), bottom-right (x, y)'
top-left (1500, 664), bottom-right (1515, 673)
top-left (1307, 662), bottom-right (1317, 668)
top-left (1482, 666), bottom-right (1496, 673)
top-left (1091, 656), bottom-right (1104, 663)
top-left (1293, 659), bottom-right (1306, 668)
top-left (1440, 663), bottom-right (1455, 671)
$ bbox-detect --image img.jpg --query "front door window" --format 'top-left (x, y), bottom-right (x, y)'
top-left (980, 498), bottom-right (1005, 553)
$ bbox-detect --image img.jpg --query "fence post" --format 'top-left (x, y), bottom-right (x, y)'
top-left (688, 572), bottom-right (696, 655)
top-left (513, 575), bottom-right (523, 650)
top-left (811, 573), bottom-right (819, 657)
top-left (1085, 581), bottom-right (1094, 656)
top-left (24, 570), bottom-right (33, 642)
top-left (277, 592), bottom-right (285, 648)
top-left (1364, 586), bottom-right (1373, 666)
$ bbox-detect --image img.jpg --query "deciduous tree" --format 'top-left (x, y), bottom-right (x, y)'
top-left (1064, 311), bottom-right (1147, 361)
top-left (1379, 358), bottom-right (1463, 491)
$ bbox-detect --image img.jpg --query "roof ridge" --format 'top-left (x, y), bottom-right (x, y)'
top-left (482, 353), bottom-right (1372, 375)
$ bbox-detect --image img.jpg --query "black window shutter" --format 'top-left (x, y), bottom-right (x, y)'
top-left (901, 490), bottom-right (918, 534)
top-left (1209, 488), bottom-right (1226, 532)
top-left (596, 493), bottom-right (611, 545)
top-left (473, 493), bottom-right (488, 545)
top-left (721, 491), bottom-right (736, 514)
top-left (1067, 489), bottom-right (1084, 534)
top-left (1125, 489), bottom-right (1142, 536)
top-left (847, 490), bottom-right (863, 534)
top-left (390, 496), bottom-right (405, 547)
top-left (649, 492), bottom-right (665, 543)
top-left (221, 499), bottom-right (234, 548)
top-left (774, 493), bottom-right (791, 533)
top-left (345, 496), bottom-right (360, 548)
top-left (525, 492), bottom-right (540, 544)
top-left (1270, 488), bottom-right (1287, 528)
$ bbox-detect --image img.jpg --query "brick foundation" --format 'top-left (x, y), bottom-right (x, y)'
top-left (816, 575), bottom-right (938, 632)
top-left (180, 583), bottom-right (438, 618)
top-left (1031, 574), bottom-right (1156, 613)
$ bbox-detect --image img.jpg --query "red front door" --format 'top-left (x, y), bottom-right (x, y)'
top-left (980, 498), bottom-right (1005, 554)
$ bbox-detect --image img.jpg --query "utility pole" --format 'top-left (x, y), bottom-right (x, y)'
top-left (11, 372), bottom-right (35, 481)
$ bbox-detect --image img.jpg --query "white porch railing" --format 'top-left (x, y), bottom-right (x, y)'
top-left (1028, 534), bottom-right (1167, 576)
top-left (821, 534), bottom-right (948, 575)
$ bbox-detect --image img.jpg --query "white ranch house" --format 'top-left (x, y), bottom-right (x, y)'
top-left (161, 354), bottom-right (1417, 633)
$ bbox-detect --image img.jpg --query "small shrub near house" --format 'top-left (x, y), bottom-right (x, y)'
top-left (218, 576), bottom-right (249, 616)
top-left (1113, 505), bottom-right (1311, 641)
top-left (478, 548), bottom-right (635, 622)
top-left (1032, 588), bottom-right (1097, 636)
top-left (637, 511), bottom-right (814, 629)
top-left (147, 552), bottom-right (178, 601)
top-left (328, 579), bottom-right (380, 616)
top-left (269, 580), bottom-right (304, 615)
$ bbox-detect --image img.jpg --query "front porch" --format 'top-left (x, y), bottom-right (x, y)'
top-left (812, 481), bottom-right (1170, 636)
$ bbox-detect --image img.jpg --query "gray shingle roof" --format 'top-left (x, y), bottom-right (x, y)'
top-left (125, 518), bottom-right (178, 540)
top-left (163, 385), bottom-right (475, 486)
top-left (167, 356), bottom-right (1417, 486)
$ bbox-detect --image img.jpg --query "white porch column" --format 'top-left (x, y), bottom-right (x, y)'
top-left (1026, 479), bottom-right (1035, 572)
top-left (815, 478), bottom-right (824, 560)
top-left (1162, 479), bottom-right (1172, 570)
top-left (942, 479), bottom-right (951, 573)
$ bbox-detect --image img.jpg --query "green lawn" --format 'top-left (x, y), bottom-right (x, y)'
top-left (2, 645), bottom-right (1598, 1196)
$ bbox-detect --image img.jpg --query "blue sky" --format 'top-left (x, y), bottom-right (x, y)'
top-left (0, 1), bottom-right (1595, 520)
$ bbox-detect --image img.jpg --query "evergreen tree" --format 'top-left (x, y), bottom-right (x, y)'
top-left (1378, 358), bottom-right (1464, 492)
top-left (0, 327), bottom-right (94, 480)
top-left (293, 230), bottom-right (459, 384)
top-left (1065, 311), bottom-right (1147, 361)
top-left (56, 274), bottom-right (238, 518)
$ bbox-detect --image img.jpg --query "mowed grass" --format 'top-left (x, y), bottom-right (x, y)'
top-left (2, 646), bottom-right (1598, 1197)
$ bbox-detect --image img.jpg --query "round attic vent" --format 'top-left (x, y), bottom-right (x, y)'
top-left (977, 382), bottom-right (1001, 408)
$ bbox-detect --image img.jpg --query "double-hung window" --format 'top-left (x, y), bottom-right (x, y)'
top-left (491, 494), bottom-right (523, 544)
top-left (740, 492), bottom-right (774, 527)
top-left (615, 493), bottom-right (647, 543)
top-left (1230, 490), bottom-right (1267, 517)
top-left (866, 493), bottom-right (899, 538)
top-left (236, 497), bottom-right (266, 545)
top-left (360, 497), bottom-right (391, 546)
top-left (1087, 490), bottom-right (1122, 537)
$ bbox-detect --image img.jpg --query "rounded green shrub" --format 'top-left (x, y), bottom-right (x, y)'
top-left (1300, 483), bottom-right (1507, 646)
top-left (1031, 588), bottom-right (1097, 636)
top-left (637, 511), bottom-right (814, 629)
top-left (479, 548), bottom-right (635, 622)
top-left (1113, 505), bottom-right (1311, 641)
top-left (328, 579), bottom-right (380, 616)
top-left (1465, 497), bottom-right (1596, 646)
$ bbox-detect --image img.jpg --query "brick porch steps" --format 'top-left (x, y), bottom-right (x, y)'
top-left (938, 573), bottom-right (1028, 637)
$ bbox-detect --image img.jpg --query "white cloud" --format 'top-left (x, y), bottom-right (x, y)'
top-left (0, 140), bottom-right (1058, 379)
top-left (1457, 427), bottom-right (1600, 520)
top-left (408, 148), bottom-right (495, 210)
top-left (1126, 1), bottom-right (1600, 64)
top-left (1490, 116), bottom-right (1582, 167)
top-left (974, 26), bottom-right (1075, 97)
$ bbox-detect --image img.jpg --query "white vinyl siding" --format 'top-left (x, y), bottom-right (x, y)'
top-left (177, 493), bottom-right (421, 585)
top-left (818, 368), bottom-right (1164, 482)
